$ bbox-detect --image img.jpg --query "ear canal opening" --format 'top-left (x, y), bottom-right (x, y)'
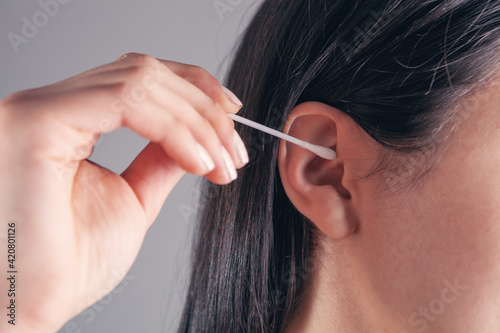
top-left (305, 159), bottom-right (351, 200)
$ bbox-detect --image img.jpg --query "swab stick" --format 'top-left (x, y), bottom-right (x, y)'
top-left (228, 114), bottom-right (336, 160)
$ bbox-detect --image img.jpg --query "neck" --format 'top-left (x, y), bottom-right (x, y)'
top-left (282, 238), bottom-right (402, 333)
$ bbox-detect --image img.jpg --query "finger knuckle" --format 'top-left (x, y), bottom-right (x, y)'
top-left (127, 61), bottom-right (165, 89)
top-left (126, 65), bottom-right (149, 81)
top-left (203, 73), bottom-right (220, 87)
top-left (203, 96), bottom-right (220, 113)
top-left (119, 71), bottom-right (155, 105)
top-left (190, 65), bottom-right (207, 76)
top-left (197, 116), bottom-right (213, 134)
top-left (138, 54), bottom-right (160, 70)
top-left (217, 116), bottom-right (235, 138)
top-left (201, 82), bottom-right (220, 97)
top-left (121, 52), bottom-right (145, 61)
top-left (187, 66), bottom-right (218, 84)
top-left (126, 53), bottom-right (160, 73)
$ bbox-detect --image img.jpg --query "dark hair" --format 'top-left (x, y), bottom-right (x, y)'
top-left (178, 1), bottom-right (500, 332)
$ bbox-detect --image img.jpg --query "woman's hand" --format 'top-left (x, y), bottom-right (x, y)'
top-left (0, 53), bottom-right (248, 333)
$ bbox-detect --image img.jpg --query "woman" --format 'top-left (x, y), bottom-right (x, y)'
top-left (2, 0), bottom-right (500, 332)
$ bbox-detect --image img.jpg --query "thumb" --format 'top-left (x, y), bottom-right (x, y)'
top-left (121, 142), bottom-right (185, 224)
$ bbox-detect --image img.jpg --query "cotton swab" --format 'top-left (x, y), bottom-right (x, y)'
top-left (228, 114), bottom-right (336, 160)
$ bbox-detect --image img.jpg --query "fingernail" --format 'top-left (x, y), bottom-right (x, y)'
top-left (221, 147), bottom-right (237, 181)
top-left (196, 143), bottom-right (215, 172)
top-left (222, 86), bottom-right (243, 107)
top-left (233, 129), bottom-right (249, 165)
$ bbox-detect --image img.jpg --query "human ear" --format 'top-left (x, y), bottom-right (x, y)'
top-left (278, 102), bottom-right (379, 239)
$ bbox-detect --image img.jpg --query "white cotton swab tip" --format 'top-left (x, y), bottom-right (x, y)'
top-left (228, 114), bottom-right (336, 160)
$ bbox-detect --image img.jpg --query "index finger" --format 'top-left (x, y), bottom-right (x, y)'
top-left (159, 60), bottom-right (243, 114)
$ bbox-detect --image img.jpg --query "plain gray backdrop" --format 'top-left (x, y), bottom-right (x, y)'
top-left (0, 1), bottom-right (262, 332)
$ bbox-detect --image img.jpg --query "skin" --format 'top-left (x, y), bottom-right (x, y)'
top-left (0, 53), bottom-right (248, 333)
top-left (279, 79), bottom-right (500, 332)
top-left (1, 51), bottom-right (499, 332)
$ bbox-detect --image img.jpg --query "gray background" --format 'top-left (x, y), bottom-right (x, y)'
top-left (0, 1), bottom-right (261, 332)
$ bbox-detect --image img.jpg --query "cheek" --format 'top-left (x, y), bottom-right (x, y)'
top-left (430, 135), bottom-right (500, 279)
top-left (358, 146), bottom-right (500, 330)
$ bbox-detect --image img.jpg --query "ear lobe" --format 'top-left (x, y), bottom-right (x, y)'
top-left (278, 102), bottom-right (377, 239)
